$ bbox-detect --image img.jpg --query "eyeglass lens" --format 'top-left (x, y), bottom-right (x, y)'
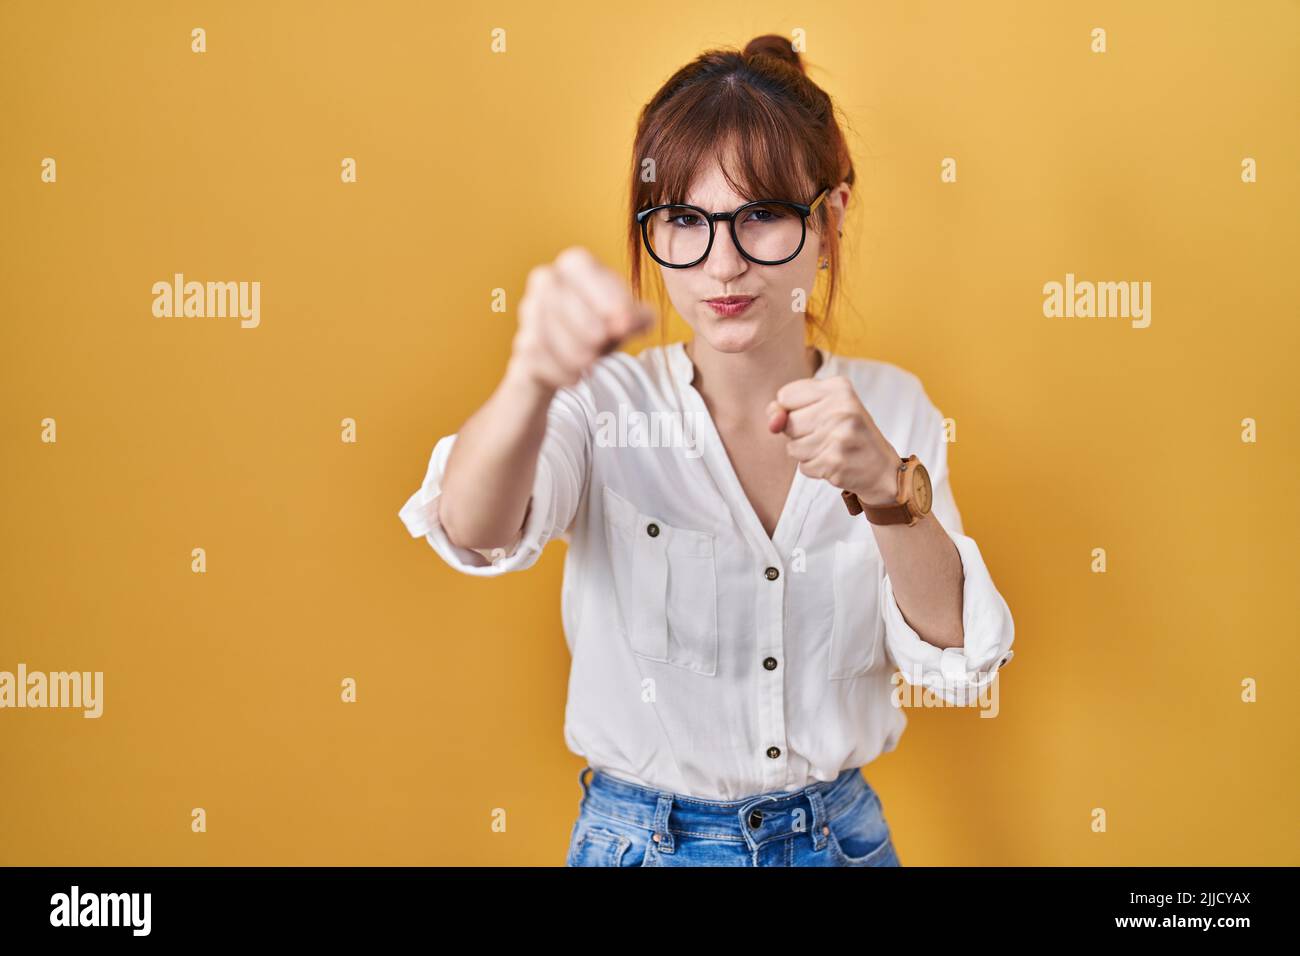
top-left (645, 202), bottom-right (806, 266)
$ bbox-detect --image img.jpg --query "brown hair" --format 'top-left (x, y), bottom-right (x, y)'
top-left (627, 34), bottom-right (857, 361)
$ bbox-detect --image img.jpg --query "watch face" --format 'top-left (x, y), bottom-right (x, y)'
top-left (913, 463), bottom-right (932, 513)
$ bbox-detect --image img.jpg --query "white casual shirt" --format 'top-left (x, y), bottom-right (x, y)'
top-left (398, 340), bottom-right (1015, 801)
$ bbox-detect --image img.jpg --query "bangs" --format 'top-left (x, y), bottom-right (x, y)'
top-left (639, 101), bottom-right (819, 211)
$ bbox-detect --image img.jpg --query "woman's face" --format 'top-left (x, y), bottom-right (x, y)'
top-left (656, 159), bottom-right (832, 356)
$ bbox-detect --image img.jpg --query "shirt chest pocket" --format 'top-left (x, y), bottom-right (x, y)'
top-left (602, 485), bottom-right (719, 677)
top-left (828, 539), bottom-right (887, 680)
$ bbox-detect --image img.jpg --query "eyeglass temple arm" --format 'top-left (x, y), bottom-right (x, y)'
top-left (807, 187), bottom-right (830, 216)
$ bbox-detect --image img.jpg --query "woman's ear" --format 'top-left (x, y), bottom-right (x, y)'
top-left (830, 181), bottom-right (852, 235)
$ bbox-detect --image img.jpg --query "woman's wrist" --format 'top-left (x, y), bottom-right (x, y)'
top-left (853, 461), bottom-right (901, 507)
top-left (502, 354), bottom-right (559, 409)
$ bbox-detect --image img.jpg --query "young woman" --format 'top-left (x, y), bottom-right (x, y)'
top-left (399, 35), bottom-right (1015, 867)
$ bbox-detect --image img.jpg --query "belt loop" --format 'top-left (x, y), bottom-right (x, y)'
top-left (807, 787), bottom-right (829, 851)
top-left (651, 793), bottom-right (676, 853)
top-left (578, 765), bottom-right (593, 803)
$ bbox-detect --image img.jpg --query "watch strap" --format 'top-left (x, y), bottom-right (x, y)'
top-left (841, 455), bottom-right (920, 526)
top-left (862, 499), bottom-right (916, 525)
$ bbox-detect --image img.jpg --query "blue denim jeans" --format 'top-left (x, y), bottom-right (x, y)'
top-left (565, 764), bottom-right (902, 867)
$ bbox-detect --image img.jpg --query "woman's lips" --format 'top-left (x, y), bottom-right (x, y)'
top-left (706, 296), bottom-right (755, 317)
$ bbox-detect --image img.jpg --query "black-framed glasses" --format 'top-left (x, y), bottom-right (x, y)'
top-left (635, 186), bottom-right (831, 268)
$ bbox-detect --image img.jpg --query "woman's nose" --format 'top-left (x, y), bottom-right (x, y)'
top-left (701, 230), bottom-right (748, 278)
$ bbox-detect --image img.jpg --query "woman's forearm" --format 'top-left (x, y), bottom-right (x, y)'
top-left (437, 357), bottom-right (558, 552)
top-left (872, 514), bottom-right (965, 648)
top-left (436, 248), bottom-right (652, 552)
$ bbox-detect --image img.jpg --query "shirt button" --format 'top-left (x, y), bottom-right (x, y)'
top-left (763, 657), bottom-right (778, 670)
top-left (764, 566), bottom-right (780, 581)
top-left (646, 523), bottom-right (660, 537)
top-left (748, 809), bottom-right (764, 828)
top-left (766, 746), bottom-right (781, 759)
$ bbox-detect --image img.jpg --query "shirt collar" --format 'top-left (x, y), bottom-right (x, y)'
top-left (668, 339), bottom-right (833, 387)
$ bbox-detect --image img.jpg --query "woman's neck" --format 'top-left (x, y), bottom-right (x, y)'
top-left (685, 327), bottom-right (822, 428)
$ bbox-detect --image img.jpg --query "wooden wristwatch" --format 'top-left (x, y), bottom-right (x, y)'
top-left (841, 454), bottom-right (932, 527)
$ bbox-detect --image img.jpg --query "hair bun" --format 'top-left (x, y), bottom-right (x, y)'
top-left (743, 34), bottom-right (806, 75)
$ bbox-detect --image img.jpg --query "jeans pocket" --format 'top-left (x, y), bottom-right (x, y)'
top-left (566, 812), bottom-right (656, 867)
top-left (824, 784), bottom-right (900, 866)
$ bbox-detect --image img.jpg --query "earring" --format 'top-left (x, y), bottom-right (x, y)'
top-left (818, 256), bottom-right (829, 270)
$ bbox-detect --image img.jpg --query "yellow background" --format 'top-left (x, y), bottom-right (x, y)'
top-left (1, 0), bottom-right (1296, 865)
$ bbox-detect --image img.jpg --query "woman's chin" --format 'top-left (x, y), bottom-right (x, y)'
top-left (695, 314), bottom-right (764, 353)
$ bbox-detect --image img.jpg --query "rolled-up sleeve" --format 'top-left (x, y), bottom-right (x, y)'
top-left (397, 384), bottom-right (591, 576)
top-left (881, 381), bottom-right (1015, 703)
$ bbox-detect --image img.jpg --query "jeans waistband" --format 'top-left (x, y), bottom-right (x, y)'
top-left (575, 765), bottom-right (867, 853)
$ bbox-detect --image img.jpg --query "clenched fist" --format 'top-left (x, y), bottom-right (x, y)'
top-left (766, 375), bottom-right (902, 506)
top-left (508, 246), bottom-right (655, 391)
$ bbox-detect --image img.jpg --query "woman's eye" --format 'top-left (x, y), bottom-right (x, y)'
top-left (670, 214), bottom-right (702, 227)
